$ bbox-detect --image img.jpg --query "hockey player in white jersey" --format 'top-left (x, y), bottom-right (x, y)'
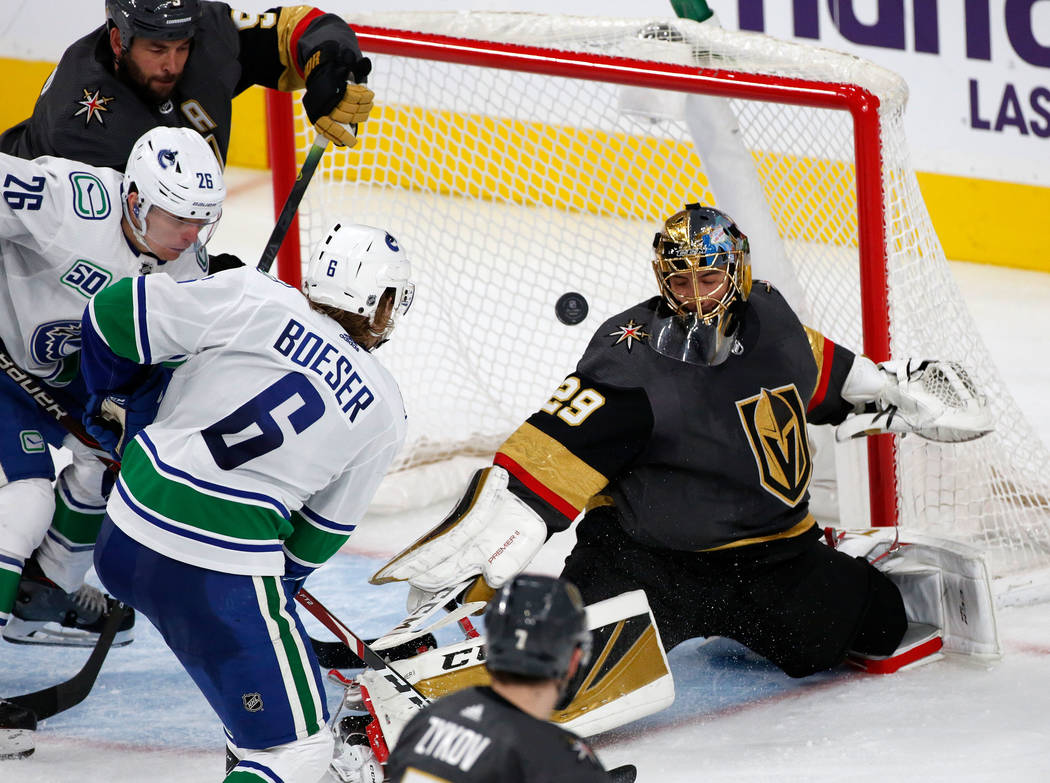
top-left (82, 223), bottom-right (413, 782)
top-left (0, 126), bottom-right (225, 650)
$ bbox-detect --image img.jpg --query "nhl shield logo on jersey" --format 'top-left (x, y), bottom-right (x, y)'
top-left (73, 88), bottom-right (114, 126)
top-left (609, 319), bottom-right (649, 351)
top-left (736, 385), bottom-right (812, 506)
top-left (241, 692), bottom-right (264, 712)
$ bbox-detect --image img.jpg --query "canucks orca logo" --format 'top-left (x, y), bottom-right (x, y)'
top-left (157, 149), bottom-right (178, 169)
top-left (30, 320), bottom-right (81, 365)
top-left (736, 385), bottom-right (812, 506)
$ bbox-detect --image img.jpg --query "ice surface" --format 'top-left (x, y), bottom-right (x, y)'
top-left (5, 169), bottom-right (1050, 782)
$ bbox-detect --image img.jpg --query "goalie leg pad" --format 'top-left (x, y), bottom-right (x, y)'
top-left (833, 528), bottom-right (1001, 658)
top-left (553, 589), bottom-right (675, 737)
top-left (370, 466), bottom-right (546, 593)
top-left (382, 589), bottom-right (674, 739)
top-left (848, 622), bottom-right (944, 674)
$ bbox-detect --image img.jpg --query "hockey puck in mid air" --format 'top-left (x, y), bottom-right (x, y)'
top-left (555, 292), bottom-right (589, 325)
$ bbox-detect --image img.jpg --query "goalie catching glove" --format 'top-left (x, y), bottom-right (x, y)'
top-left (836, 357), bottom-right (993, 443)
top-left (371, 466), bottom-right (547, 604)
top-left (303, 41), bottom-right (374, 148)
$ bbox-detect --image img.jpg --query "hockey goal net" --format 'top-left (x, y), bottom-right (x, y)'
top-left (265, 12), bottom-right (1050, 585)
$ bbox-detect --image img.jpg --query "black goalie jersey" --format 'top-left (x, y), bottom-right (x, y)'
top-left (495, 283), bottom-right (859, 552)
top-left (386, 686), bottom-right (612, 783)
top-left (0, 3), bottom-right (360, 169)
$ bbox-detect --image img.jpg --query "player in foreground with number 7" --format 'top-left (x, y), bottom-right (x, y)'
top-left (373, 204), bottom-right (1000, 695)
top-left (385, 574), bottom-right (622, 783)
top-left (0, 126), bottom-right (226, 660)
top-left (81, 222), bottom-right (414, 781)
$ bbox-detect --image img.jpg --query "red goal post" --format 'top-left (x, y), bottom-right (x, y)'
top-left (264, 12), bottom-right (1050, 584)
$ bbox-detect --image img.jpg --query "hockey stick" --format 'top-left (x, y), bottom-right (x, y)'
top-left (5, 602), bottom-right (130, 719)
top-left (295, 588), bottom-right (428, 703)
top-left (295, 587), bottom-right (430, 764)
top-left (0, 339), bottom-right (117, 471)
top-left (309, 580), bottom-right (483, 668)
top-left (257, 137), bottom-right (329, 274)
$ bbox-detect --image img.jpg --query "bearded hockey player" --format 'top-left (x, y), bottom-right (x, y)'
top-left (80, 222), bottom-right (413, 782)
top-left (0, 126), bottom-right (226, 659)
top-left (1, 0), bottom-right (374, 169)
top-left (373, 204), bottom-right (998, 687)
top-left (385, 574), bottom-right (622, 783)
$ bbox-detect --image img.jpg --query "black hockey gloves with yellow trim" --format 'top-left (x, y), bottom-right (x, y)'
top-left (303, 42), bottom-right (374, 148)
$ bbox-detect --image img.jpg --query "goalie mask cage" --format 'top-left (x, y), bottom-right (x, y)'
top-left (265, 12), bottom-right (1050, 586)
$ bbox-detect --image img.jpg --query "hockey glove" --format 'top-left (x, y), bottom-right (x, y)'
top-left (371, 467), bottom-right (547, 595)
top-left (281, 553), bottom-right (315, 597)
top-left (303, 42), bottom-right (374, 148)
top-left (836, 358), bottom-right (993, 443)
top-left (83, 367), bottom-right (171, 458)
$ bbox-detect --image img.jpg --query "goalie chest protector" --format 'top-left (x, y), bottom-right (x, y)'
top-left (576, 285), bottom-right (835, 552)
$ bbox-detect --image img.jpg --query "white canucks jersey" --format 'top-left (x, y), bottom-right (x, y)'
top-left (84, 267), bottom-right (407, 575)
top-left (0, 151), bottom-right (207, 384)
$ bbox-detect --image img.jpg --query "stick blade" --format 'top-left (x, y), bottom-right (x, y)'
top-left (7, 602), bottom-right (130, 719)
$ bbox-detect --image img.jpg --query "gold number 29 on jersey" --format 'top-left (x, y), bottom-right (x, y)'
top-left (540, 376), bottom-right (606, 426)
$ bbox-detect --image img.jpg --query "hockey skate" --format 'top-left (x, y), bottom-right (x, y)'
top-left (3, 560), bottom-right (134, 648)
top-left (0, 699), bottom-right (37, 759)
top-left (330, 714), bottom-right (384, 783)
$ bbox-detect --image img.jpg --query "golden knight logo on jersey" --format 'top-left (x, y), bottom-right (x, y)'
top-left (736, 385), bottom-right (812, 506)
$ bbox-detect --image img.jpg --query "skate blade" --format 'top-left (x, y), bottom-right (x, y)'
top-left (3, 620), bottom-right (134, 648)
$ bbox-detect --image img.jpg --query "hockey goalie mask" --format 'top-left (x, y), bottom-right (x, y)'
top-left (649, 204), bottom-right (752, 366)
top-left (304, 222), bottom-right (415, 350)
top-left (122, 127), bottom-right (224, 261)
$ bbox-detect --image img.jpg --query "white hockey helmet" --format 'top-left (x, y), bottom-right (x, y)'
top-left (304, 222), bottom-right (415, 348)
top-left (122, 126), bottom-right (225, 255)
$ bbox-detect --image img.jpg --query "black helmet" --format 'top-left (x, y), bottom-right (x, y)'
top-left (106, 0), bottom-right (201, 45)
top-left (485, 574), bottom-right (591, 680)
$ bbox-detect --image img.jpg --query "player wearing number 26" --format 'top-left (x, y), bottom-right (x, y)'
top-left (83, 222), bottom-right (414, 782)
top-left (0, 126), bottom-right (224, 652)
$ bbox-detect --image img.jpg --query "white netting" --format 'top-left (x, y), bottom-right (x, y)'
top-left (278, 12), bottom-right (1050, 580)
